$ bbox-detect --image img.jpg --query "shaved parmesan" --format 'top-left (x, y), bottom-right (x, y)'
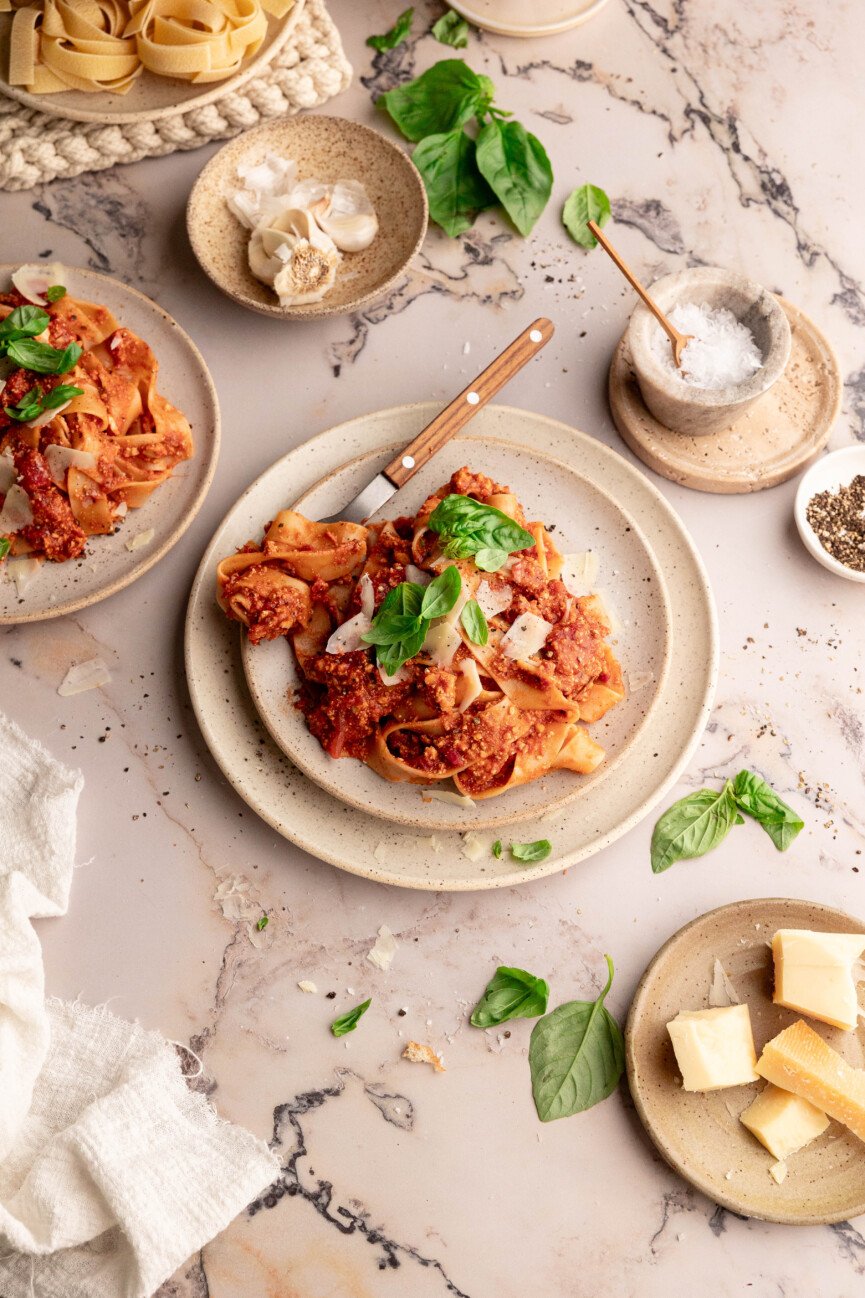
top-left (560, 551), bottom-right (600, 598)
top-left (416, 835), bottom-right (443, 853)
top-left (770, 1162), bottom-right (787, 1185)
top-left (0, 451), bottom-right (15, 494)
top-left (500, 612), bottom-right (553, 660)
top-left (594, 589), bottom-right (622, 637)
top-left (367, 924), bottom-right (398, 971)
top-left (6, 555), bottom-right (41, 595)
top-left (11, 262), bottom-right (66, 306)
top-left (327, 608), bottom-right (372, 654)
top-left (359, 572), bottom-right (375, 619)
top-left (461, 831), bottom-right (487, 862)
top-left (113, 501), bottom-right (128, 518)
top-left (475, 579), bottom-right (513, 619)
top-left (379, 660), bottom-right (409, 686)
top-left (457, 658), bottom-right (482, 712)
top-left (405, 563), bottom-right (431, 586)
top-left (0, 484), bottom-right (33, 533)
top-left (44, 444), bottom-right (97, 487)
top-left (423, 788), bottom-right (476, 808)
top-left (709, 959), bottom-right (741, 1008)
top-left (125, 529), bottom-right (155, 552)
top-left (423, 619), bottom-right (461, 666)
top-left (627, 669), bottom-right (654, 693)
top-left (57, 657), bottom-right (111, 696)
top-left (29, 400), bottom-right (73, 429)
top-left (297, 980), bottom-right (318, 994)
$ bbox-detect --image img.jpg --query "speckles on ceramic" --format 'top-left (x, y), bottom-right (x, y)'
top-left (0, 264), bottom-right (220, 625)
top-left (626, 898), bottom-right (865, 1225)
top-left (186, 115), bottom-right (429, 321)
top-left (184, 403), bottom-right (718, 889)
top-left (610, 299), bottom-right (841, 495)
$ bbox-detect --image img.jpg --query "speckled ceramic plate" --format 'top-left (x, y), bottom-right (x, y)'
top-left (186, 115), bottom-right (428, 320)
top-left (240, 437), bottom-right (672, 831)
top-left (450, 0), bottom-right (611, 36)
top-left (626, 898), bottom-right (865, 1225)
top-left (184, 404), bottom-right (717, 889)
top-left (0, 0), bottom-right (304, 125)
top-left (0, 264), bottom-right (220, 625)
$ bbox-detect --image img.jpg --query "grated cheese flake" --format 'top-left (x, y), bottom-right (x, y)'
top-left (7, 555), bottom-right (41, 595)
top-left (57, 657), bottom-right (111, 696)
top-left (500, 611), bottom-right (553, 661)
top-left (708, 958), bottom-right (741, 1008)
top-left (461, 831), bottom-right (487, 862)
top-left (297, 980), bottom-right (318, 994)
top-left (0, 484), bottom-right (34, 533)
top-left (474, 578), bottom-right (513, 619)
top-left (44, 444), bottom-right (97, 486)
top-left (423, 788), bottom-right (476, 808)
top-left (366, 924), bottom-right (398, 971)
top-left (124, 529), bottom-right (155, 552)
top-left (560, 551), bottom-right (600, 598)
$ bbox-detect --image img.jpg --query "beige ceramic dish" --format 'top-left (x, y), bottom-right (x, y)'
top-left (186, 115), bottom-right (428, 321)
top-left (0, 0), bottom-right (304, 124)
top-left (450, 0), bottom-right (611, 36)
top-left (0, 265), bottom-right (220, 625)
top-left (184, 403), bottom-right (717, 889)
top-left (626, 898), bottom-right (865, 1225)
top-left (240, 436), bottom-right (672, 831)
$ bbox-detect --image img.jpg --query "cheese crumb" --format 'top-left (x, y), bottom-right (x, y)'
top-left (297, 980), bottom-right (318, 993)
top-left (58, 657), bottom-right (111, 696)
top-left (770, 1161), bottom-right (788, 1185)
top-left (366, 924), bottom-right (398, 972)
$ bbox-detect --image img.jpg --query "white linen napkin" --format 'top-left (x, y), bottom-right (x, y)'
top-left (0, 713), bottom-right (279, 1298)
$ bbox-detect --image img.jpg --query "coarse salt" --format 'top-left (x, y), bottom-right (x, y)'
top-left (651, 301), bottom-right (762, 389)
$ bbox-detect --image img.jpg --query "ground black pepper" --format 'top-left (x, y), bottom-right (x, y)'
top-left (805, 474), bottom-right (865, 572)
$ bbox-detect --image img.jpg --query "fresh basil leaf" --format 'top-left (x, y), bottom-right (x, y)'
top-left (420, 563), bottom-right (461, 619)
top-left (330, 997), bottom-right (371, 1037)
top-left (474, 547), bottom-right (508, 571)
top-left (475, 118), bottom-right (553, 237)
top-left (0, 538), bottom-right (9, 560)
top-left (378, 59), bottom-right (494, 142)
top-left (7, 338), bottom-right (81, 375)
top-left (256, 914), bottom-right (268, 931)
top-left (650, 780), bottom-right (738, 874)
top-left (732, 769), bottom-right (804, 852)
top-left (511, 840), bottom-right (551, 862)
top-left (470, 965), bottom-right (549, 1028)
top-left (460, 598), bottom-right (488, 645)
top-left (431, 10), bottom-right (469, 46)
top-left (428, 494), bottom-right (535, 564)
top-left (0, 305), bottom-right (49, 342)
top-left (529, 955), bottom-right (624, 1122)
top-left (41, 383), bottom-right (83, 409)
top-left (562, 183), bottom-right (611, 249)
top-left (412, 129), bottom-right (495, 237)
top-left (362, 611), bottom-right (424, 646)
top-left (492, 839), bottom-right (502, 858)
top-left (45, 284), bottom-right (67, 303)
top-left (378, 581), bottom-right (425, 619)
top-left (4, 385), bottom-right (42, 421)
top-left (367, 6), bottom-right (413, 51)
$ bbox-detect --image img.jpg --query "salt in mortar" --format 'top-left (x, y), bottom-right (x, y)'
top-left (650, 301), bottom-right (763, 389)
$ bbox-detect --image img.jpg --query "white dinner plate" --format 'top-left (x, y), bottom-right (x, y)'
top-left (0, 265), bottom-right (220, 624)
top-left (185, 404), bottom-right (717, 890)
top-left (240, 436), bottom-right (672, 830)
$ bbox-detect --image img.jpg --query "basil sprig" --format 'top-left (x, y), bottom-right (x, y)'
top-left (651, 768), bottom-right (804, 873)
top-left (379, 59), bottom-right (552, 237)
top-left (562, 183), bottom-right (611, 249)
top-left (470, 966), bottom-right (549, 1028)
top-left (529, 955), bottom-right (625, 1122)
top-left (362, 566), bottom-right (462, 674)
top-left (431, 10), bottom-right (469, 47)
top-left (4, 382), bottom-right (83, 423)
top-left (428, 494), bottom-right (535, 571)
top-left (330, 997), bottom-right (371, 1037)
top-left (367, 6), bottom-right (413, 51)
top-left (7, 338), bottom-right (81, 375)
top-left (459, 598), bottom-right (488, 645)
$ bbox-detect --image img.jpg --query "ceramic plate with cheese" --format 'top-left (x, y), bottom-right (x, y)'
top-left (626, 898), bottom-right (865, 1225)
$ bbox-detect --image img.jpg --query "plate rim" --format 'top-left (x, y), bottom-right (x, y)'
top-left (0, 0), bottom-right (305, 125)
top-left (0, 263), bottom-right (220, 625)
top-left (238, 433), bottom-right (674, 830)
top-left (625, 896), bottom-right (865, 1226)
top-left (449, 0), bottom-right (611, 36)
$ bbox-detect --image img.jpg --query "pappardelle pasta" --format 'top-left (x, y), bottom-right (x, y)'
top-left (217, 467), bottom-right (627, 800)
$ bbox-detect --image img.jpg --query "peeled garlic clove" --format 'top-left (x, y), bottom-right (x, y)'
top-left (314, 182), bottom-right (379, 253)
top-left (248, 229), bottom-right (286, 283)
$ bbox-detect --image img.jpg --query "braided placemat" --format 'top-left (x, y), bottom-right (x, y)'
top-left (0, 0), bottom-right (352, 192)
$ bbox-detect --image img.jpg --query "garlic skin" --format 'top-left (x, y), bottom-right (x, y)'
top-left (312, 181), bottom-right (379, 253)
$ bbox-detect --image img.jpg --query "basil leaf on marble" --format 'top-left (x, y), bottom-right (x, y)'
top-left (256, 915), bottom-right (269, 931)
top-left (475, 118), bottom-right (553, 236)
top-left (420, 562), bottom-right (462, 619)
top-left (331, 997), bottom-right (371, 1037)
top-left (379, 59), bottom-right (494, 142)
top-left (562, 183), bottom-right (611, 249)
top-left (432, 10), bottom-right (469, 46)
top-left (367, 7), bottom-right (414, 51)
top-left (7, 338), bottom-right (81, 375)
top-left (511, 840), bottom-right (552, 862)
top-left (470, 965), bottom-right (549, 1028)
top-left (492, 839), bottom-right (502, 858)
top-left (460, 598), bottom-right (488, 645)
top-left (732, 770), bottom-right (804, 852)
top-left (529, 955), bottom-right (624, 1122)
top-left (650, 780), bottom-right (739, 874)
top-left (0, 538), bottom-right (10, 561)
top-left (45, 284), bottom-right (67, 303)
top-left (412, 129), bottom-right (495, 237)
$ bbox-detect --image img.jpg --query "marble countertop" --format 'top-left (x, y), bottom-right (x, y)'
top-left (3, 1), bottom-right (865, 1294)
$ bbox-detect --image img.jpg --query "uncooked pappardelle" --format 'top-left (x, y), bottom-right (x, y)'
top-left (217, 467), bottom-right (627, 800)
top-left (0, 263), bottom-right (193, 587)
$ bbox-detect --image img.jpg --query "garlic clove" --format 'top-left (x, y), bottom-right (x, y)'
top-left (314, 182), bottom-right (379, 253)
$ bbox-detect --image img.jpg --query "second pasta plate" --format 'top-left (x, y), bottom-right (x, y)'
top-left (238, 436), bottom-right (672, 831)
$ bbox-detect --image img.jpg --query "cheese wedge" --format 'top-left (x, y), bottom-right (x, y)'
top-left (740, 1083), bottom-right (829, 1160)
top-left (756, 1019), bottom-right (865, 1143)
top-left (667, 1005), bottom-right (759, 1091)
top-left (772, 929), bottom-right (865, 1031)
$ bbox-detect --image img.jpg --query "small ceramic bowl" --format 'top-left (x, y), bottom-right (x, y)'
top-left (186, 115), bottom-right (428, 321)
top-left (794, 445), bottom-right (865, 583)
top-left (626, 267), bottom-right (791, 435)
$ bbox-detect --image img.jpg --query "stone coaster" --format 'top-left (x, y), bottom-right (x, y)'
top-left (609, 298), bottom-right (841, 494)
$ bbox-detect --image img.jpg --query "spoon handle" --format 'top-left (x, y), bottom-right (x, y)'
top-left (382, 318), bottom-right (554, 488)
top-left (587, 220), bottom-right (682, 351)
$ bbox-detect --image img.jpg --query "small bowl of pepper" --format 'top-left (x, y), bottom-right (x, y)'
top-left (794, 446), bottom-right (865, 583)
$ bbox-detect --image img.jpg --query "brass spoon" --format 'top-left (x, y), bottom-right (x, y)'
top-left (587, 220), bottom-right (692, 368)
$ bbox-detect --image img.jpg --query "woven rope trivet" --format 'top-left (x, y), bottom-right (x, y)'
top-left (0, 0), bottom-right (352, 192)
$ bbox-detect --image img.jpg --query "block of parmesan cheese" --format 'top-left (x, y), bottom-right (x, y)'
top-left (667, 1005), bottom-right (759, 1091)
top-left (740, 1082), bottom-right (829, 1161)
top-left (756, 1020), bottom-right (865, 1143)
top-left (773, 929), bottom-right (865, 1031)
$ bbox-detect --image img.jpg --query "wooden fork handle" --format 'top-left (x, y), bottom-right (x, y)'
top-left (382, 317), bottom-right (554, 488)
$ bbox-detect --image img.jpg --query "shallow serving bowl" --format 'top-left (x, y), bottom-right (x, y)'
top-left (186, 115), bottom-right (428, 321)
top-left (627, 267), bottom-right (791, 436)
top-left (794, 445), bottom-right (865, 584)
